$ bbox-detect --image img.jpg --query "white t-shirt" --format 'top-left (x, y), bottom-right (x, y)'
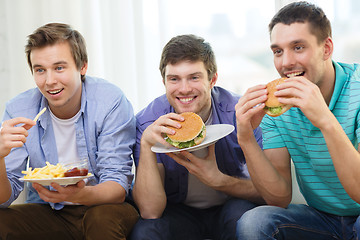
top-left (49, 109), bottom-right (81, 165)
top-left (184, 110), bottom-right (229, 209)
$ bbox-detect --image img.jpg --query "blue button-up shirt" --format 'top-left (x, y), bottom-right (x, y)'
top-left (134, 86), bottom-right (263, 203)
top-left (1, 76), bottom-right (136, 208)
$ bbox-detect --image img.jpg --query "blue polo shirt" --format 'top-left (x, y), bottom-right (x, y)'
top-left (261, 61), bottom-right (360, 216)
top-left (134, 86), bottom-right (263, 203)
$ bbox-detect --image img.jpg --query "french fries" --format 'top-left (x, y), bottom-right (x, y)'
top-left (22, 161), bottom-right (66, 179)
top-left (33, 107), bottom-right (47, 122)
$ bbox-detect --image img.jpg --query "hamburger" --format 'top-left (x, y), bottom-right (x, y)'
top-left (165, 112), bottom-right (206, 149)
top-left (264, 77), bottom-right (292, 117)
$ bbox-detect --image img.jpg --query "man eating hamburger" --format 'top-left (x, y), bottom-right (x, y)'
top-left (130, 34), bottom-right (263, 240)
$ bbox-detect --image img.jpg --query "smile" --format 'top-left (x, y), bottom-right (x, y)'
top-left (178, 97), bottom-right (196, 103)
top-left (48, 89), bottom-right (63, 95)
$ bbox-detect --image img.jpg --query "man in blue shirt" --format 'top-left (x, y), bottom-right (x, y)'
top-left (235, 1), bottom-right (360, 239)
top-left (0, 23), bottom-right (138, 239)
top-left (130, 34), bottom-right (263, 240)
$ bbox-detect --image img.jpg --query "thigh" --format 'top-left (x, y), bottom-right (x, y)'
top-left (352, 215), bottom-right (360, 240)
top-left (130, 203), bottom-right (204, 240)
top-left (237, 204), bottom-right (342, 240)
top-left (212, 198), bottom-right (258, 240)
top-left (83, 202), bottom-right (139, 240)
top-left (0, 204), bottom-right (83, 240)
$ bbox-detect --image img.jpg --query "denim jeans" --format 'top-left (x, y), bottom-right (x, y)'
top-left (129, 198), bottom-right (258, 240)
top-left (236, 204), bottom-right (360, 240)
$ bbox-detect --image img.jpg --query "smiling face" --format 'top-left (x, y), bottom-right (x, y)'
top-left (30, 41), bottom-right (87, 119)
top-left (270, 22), bottom-right (332, 87)
top-left (164, 60), bottom-right (217, 121)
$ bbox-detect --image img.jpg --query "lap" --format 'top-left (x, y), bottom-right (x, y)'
top-left (0, 203), bottom-right (85, 240)
top-left (130, 198), bottom-right (258, 240)
top-left (0, 202), bottom-right (139, 240)
top-left (237, 204), bottom-right (358, 240)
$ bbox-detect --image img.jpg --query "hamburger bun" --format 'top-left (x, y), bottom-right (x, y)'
top-left (166, 112), bottom-right (206, 149)
top-left (264, 78), bottom-right (292, 117)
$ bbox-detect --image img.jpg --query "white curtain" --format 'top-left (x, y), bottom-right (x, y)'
top-left (0, 0), bottom-right (165, 116)
top-left (1, 0), bottom-right (360, 118)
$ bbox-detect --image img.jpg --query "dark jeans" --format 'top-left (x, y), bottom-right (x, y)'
top-left (129, 198), bottom-right (258, 240)
top-left (236, 204), bottom-right (360, 240)
top-left (0, 202), bottom-right (139, 240)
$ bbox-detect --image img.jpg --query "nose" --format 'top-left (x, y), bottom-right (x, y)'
top-left (45, 71), bottom-right (57, 85)
top-left (179, 79), bottom-right (191, 93)
top-left (281, 50), bottom-right (295, 69)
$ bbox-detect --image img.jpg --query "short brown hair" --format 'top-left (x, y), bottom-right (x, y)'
top-left (25, 23), bottom-right (88, 81)
top-left (159, 34), bottom-right (217, 81)
top-left (269, 1), bottom-right (331, 44)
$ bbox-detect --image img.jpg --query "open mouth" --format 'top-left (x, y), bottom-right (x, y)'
top-left (286, 72), bottom-right (304, 78)
top-left (48, 89), bottom-right (63, 95)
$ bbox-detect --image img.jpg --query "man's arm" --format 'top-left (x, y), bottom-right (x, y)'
top-left (33, 180), bottom-right (127, 205)
top-left (132, 145), bottom-right (166, 219)
top-left (168, 144), bottom-right (266, 204)
top-left (234, 84), bottom-right (293, 207)
top-left (319, 114), bottom-right (360, 203)
top-left (132, 113), bottom-right (184, 219)
top-left (0, 118), bottom-right (35, 204)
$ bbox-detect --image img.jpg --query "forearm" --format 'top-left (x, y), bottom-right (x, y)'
top-left (321, 115), bottom-right (360, 202)
top-left (0, 158), bottom-right (12, 204)
top-left (238, 136), bottom-right (292, 207)
top-left (211, 172), bottom-right (265, 204)
top-left (132, 146), bottom-right (166, 219)
top-left (74, 181), bottom-right (126, 206)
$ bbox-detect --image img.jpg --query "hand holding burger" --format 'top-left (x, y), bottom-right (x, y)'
top-left (264, 78), bottom-right (292, 117)
top-left (165, 112), bottom-right (206, 149)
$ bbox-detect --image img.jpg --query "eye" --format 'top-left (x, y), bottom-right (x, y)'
top-left (35, 68), bottom-right (44, 73)
top-left (167, 76), bottom-right (178, 82)
top-left (273, 49), bottom-right (282, 56)
top-left (56, 66), bottom-right (64, 71)
top-left (294, 45), bottom-right (304, 51)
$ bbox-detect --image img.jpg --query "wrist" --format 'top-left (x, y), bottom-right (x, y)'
top-left (209, 171), bottom-right (227, 190)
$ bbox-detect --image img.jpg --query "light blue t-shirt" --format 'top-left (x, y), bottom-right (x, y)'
top-left (261, 61), bottom-right (360, 216)
top-left (1, 76), bottom-right (136, 209)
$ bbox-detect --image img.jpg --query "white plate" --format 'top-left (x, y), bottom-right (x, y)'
top-left (19, 174), bottom-right (93, 186)
top-left (151, 124), bottom-right (235, 153)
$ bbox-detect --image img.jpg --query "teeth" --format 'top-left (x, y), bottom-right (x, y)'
top-left (287, 72), bottom-right (303, 78)
top-left (179, 97), bottom-right (194, 103)
top-left (49, 89), bottom-right (62, 94)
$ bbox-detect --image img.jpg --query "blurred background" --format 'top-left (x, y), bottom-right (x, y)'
top-left (1, 0), bottom-right (360, 116)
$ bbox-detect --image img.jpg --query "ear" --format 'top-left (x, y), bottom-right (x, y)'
top-left (210, 73), bottom-right (218, 88)
top-left (323, 37), bottom-right (333, 60)
top-left (80, 62), bottom-right (88, 75)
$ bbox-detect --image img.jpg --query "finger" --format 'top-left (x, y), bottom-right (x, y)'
top-left (207, 144), bottom-right (215, 157)
top-left (76, 180), bottom-right (86, 188)
top-left (32, 182), bottom-right (51, 195)
top-left (50, 182), bottom-right (65, 192)
top-left (2, 117), bottom-right (35, 128)
top-left (236, 91), bottom-right (267, 114)
top-left (165, 113), bottom-right (185, 122)
top-left (167, 152), bottom-right (190, 167)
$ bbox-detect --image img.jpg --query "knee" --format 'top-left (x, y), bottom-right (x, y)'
top-left (83, 203), bottom-right (139, 238)
top-left (129, 217), bottom-right (169, 240)
top-left (236, 206), bottom-right (280, 240)
top-left (354, 215), bottom-right (360, 239)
